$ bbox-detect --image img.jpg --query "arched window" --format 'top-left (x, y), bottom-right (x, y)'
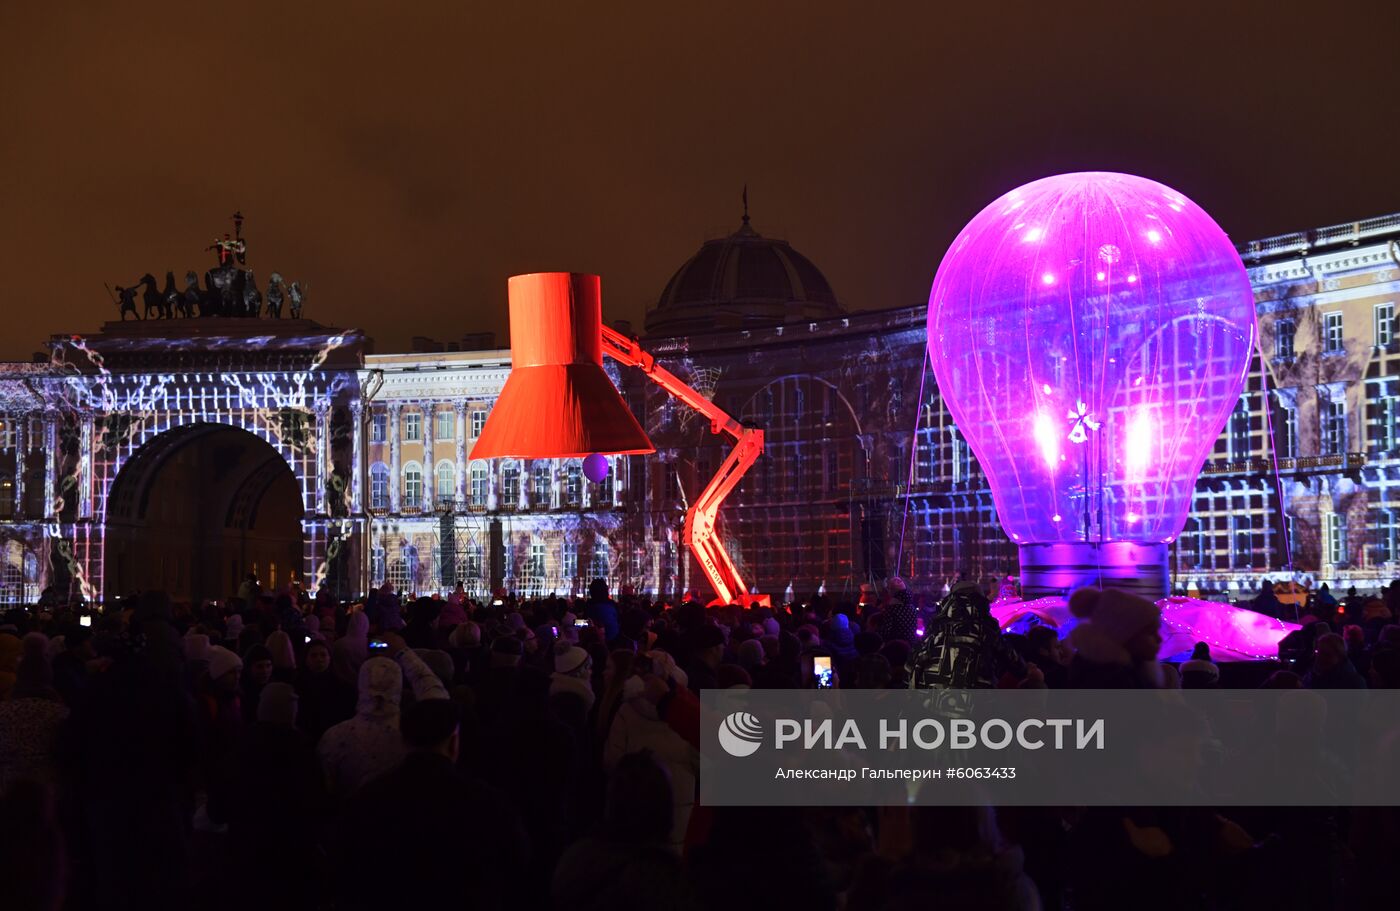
top-left (435, 461), bottom-right (456, 501)
top-left (469, 462), bottom-right (488, 506)
top-left (369, 463), bottom-right (389, 510)
top-left (404, 462), bottom-right (423, 506)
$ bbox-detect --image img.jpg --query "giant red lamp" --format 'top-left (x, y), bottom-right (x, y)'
top-left (472, 272), bottom-right (767, 606)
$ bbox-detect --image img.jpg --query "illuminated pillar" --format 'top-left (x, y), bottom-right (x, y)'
top-left (11, 415), bottom-right (24, 519)
top-left (79, 415), bottom-right (93, 519)
top-left (350, 401), bottom-right (363, 513)
top-left (421, 402), bottom-right (434, 511)
top-left (43, 408), bottom-right (57, 518)
top-left (314, 401), bottom-right (329, 515)
top-left (388, 402), bottom-right (402, 514)
top-left (454, 399), bottom-right (467, 507)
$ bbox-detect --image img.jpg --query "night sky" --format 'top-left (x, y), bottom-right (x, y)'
top-left (3, 1), bottom-right (1398, 360)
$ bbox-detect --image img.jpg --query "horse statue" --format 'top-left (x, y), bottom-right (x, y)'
top-left (288, 280), bottom-right (306, 319)
top-left (242, 270), bottom-right (262, 317)
top-left (137, 274), bottom-right (163, 320)
top-left (161, 271), bottom-right (180, 319)
top-left (265, 272), bottom-right (285, 318)
top-left (181, 271), bottom-right (202, 318)
top-left (217, 266), bottom-right (238, 315)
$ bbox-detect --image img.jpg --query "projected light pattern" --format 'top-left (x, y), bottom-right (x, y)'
top-left (927, 173), bottom-right (1256, 549)
top-left (990, 594), bottom-right (1299, 662)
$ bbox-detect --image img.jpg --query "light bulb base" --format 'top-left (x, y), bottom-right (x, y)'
top-left (1018, 541), bottom-right (1168, 602)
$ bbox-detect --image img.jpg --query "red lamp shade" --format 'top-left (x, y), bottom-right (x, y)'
top-left (470, 272), bottom-right (654, 459)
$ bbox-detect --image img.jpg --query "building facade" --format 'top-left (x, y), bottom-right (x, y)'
top-left (2, 213), bottom-right (1398, 605)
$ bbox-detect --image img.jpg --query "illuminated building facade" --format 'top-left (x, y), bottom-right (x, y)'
top-left (1, 213), bottom-right (1398, 605)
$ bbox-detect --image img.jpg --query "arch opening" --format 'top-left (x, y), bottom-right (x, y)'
top-left (103, 424), bottom-right (304, 603)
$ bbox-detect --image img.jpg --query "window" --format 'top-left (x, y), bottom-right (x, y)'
top-left (436, 411), bottom-right (454, 439)
top-left (388, 558), bottom-right (410, 592)
top-left (532, 461), bottom-right (552, 504)
top-left (1274, 319), bottom-right (1295, 359)
top-left (1274, 402), bottom-right (1298, 458)
top-left (664, 464), bottom-right (679, 501)
top-left (528, 541), bottom-right (546, 577)
top-left (466, 544), bottom-right (483, 580)
top-left (404, 412), bottom-right (422, 442)
top-left (951, 431), bottom-right (969, 484)
top-left (561, 541), bottom-right (578, 580)
top-left (1231, 515), bottom-right (1252, 567)
top-left (564, 461), bottom-right (582, 506)
top-left (1376, 509), bottom-right (1397, 565)
top-left (502, 540), bottom-right (514, 580)
top-left (827, 449), bottom-right (840, 493)
top-left (371, 412), bottom-right (386, 442)
top-left (370, 546), bottom-right (386, 585)
top-left (1377, 397), bottom-right (1398, 452)
top-left (591, 538), bottom-right (610, 579)
top-left (1182, 517), bottom-right (1205, 569)
top-left (435, 462), bottom-right (455, 500)
top-left (471, 410), bottom-right (487, 437)
top-left (501, 461), bottom-right (520, 506)
top-left (470, 462), bottom-right (488, 507)
top-left (1322, 399), bottom-right (1346, 456)
top-left (597, 456), bottom-right (615, 501)
top-left (1325, 513), bottom-right (1346, 565)
top-left (1376, 303), bottom-right (1395, 347)
top-left (369, 463), bottom-right (389, 510)
top-left (1323, 312), bottom-right (1344, 354)
top-left (404, 462), bottom-right (423, 505)
top-left (1228, 398), bottom-right (1251, 459)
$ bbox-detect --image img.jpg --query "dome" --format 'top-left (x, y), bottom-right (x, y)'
top-left (645, 215), bottom-right (844, 337)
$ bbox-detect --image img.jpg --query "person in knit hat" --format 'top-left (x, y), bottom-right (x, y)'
top-left (551, 643), bottom-right (596, 711)
top-left (1067, 588), bottom-right (1165, 688)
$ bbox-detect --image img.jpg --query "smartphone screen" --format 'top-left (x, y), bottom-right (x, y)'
top-left (79, 615), bottom-right (92, 627)
top-left (368, 638), bottom-right (389, 650)
top-left (574, 618), bottom-right (590, 629)
top-left (551, 626), bottom-right (559, 637)
top-left (813, 655), bottom-right (834, 689)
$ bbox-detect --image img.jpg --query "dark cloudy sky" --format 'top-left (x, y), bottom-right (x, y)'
top-left (3, 1), bottom-right (1398, 360)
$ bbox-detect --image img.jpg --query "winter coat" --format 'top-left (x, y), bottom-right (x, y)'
top-left (604, 699), bottom-right (698, 851)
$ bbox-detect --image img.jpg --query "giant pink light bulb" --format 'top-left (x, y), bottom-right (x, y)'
top-left (927, 172), bottom-right (1255, 599)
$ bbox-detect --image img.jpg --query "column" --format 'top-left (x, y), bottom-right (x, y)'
top-left (421, 402), bottom-right (434, 511)
top-left (79, 415), bottom-right (93, 519)
top-left (13, 415), bottom-right (25, 519)
top-left (454, 399), bottom-right (467, 507)
top-left (43, 408), bottom-right (57, 518)
top-left (350, 401), bottom-right (363, 513)
top-left (388, 402), bottom-right (402, 514)
top-left (314, 401), bottom-right (329, 515)
top-left (487, 460), bottom-right (499, 511)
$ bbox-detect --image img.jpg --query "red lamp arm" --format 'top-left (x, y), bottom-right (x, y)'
top-left (601, 326), bottom-right (766, 605)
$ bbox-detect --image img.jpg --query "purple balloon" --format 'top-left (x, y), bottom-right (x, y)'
top-left (583, 453), bottom-right (610, 484)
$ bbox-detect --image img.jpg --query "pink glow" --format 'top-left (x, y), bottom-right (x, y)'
top-left (927, 172), bottom-right (1256, 546)
top-left (991, 595), bottom-right (1300, 662)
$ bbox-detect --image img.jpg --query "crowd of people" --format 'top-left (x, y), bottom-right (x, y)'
top-left (0, 573), bottom-right (1398, 910)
